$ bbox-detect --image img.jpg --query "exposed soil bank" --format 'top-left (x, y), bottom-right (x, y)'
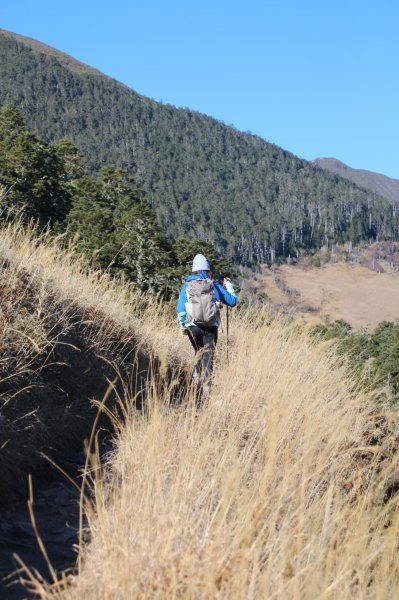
top-left (0, 264), bottom-right (180, 598)
top-left (0, 263), bottom-right (169, 501)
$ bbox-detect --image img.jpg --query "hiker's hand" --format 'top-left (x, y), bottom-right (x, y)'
top-left (221, 277), bottom-right (230, 289)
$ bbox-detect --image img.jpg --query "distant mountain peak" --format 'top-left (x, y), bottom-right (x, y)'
top-left (313, 158), bottom-right (399, 204)
top-left (313, 157), bottom-right (350, 171)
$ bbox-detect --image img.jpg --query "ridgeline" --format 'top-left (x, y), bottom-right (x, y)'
top-left (1, 28), bottom-right (399, 264)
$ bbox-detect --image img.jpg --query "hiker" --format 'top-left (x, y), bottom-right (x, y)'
top-left (177, 253), bottom-right (238, 401)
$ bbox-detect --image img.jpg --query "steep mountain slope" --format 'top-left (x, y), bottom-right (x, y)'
top-left (1, 29), bottom-right (398, 263)
top-left (313, 158), bottom-right (399, 204)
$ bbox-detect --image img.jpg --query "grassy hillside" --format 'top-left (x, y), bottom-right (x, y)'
top-left (0, 220), bottom-right (185, 507)
top-left (21, 308), bottom-right (399, 599)
top-left (0, 221), bottom-right (396, 598)
top-left (1, 29), bottom-right (398, 264)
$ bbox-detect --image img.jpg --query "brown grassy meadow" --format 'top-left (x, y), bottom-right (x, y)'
top-left (258, 262), bottom-right (399, 329)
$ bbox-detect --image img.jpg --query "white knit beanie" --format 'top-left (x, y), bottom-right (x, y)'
top-left (192, 254), bottom-right (211, 272)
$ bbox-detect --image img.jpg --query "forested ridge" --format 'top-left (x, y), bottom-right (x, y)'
top-left (1, 28), bottom-right (399, 264)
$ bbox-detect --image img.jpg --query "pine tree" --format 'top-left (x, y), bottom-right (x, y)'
top-left (0, 106), bottom-right (78, 224)
top-left (66, 167), bottom-right (175, 294)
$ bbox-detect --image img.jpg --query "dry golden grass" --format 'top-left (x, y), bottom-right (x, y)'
top-left (2, 222), bottom-right (397, 599)
top-left (23, 309), bottom-right (399, 599)
top-left (0, 221), bottom-right (187, 503)
top-left (0, 221), bottom-right (185, 365)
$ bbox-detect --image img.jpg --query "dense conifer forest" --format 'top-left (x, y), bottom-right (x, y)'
top-left (1, 28), bottom-right (399, 265)
top-left (0, 106), bottom-right (231, 296)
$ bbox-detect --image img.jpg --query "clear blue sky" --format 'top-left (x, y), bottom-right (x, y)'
top-left (2, 0), bottom-right (399, 178)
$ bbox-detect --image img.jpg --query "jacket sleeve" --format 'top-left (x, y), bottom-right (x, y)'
top-left (213, 280), bottom-right (238, 307)
top-left (176, 283), bottom-right (188, 328)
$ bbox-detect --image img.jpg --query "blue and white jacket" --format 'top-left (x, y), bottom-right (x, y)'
top-left (177, 272), bottom-right (238, 329)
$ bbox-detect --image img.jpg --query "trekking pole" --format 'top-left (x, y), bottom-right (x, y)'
top-left (226, 305), bottom-right (230, 366)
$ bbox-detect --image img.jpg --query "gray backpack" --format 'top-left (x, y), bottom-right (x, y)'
top-left (186, 278), bottom-right (220, 327)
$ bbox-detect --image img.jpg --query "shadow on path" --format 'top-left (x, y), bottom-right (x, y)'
top-left (0, 449), bottom-right (86, 599)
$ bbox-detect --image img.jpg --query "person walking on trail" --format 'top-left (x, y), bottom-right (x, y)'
top-left (176, 253), bottom-right (238, 402)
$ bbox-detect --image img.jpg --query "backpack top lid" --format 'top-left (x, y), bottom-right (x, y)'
top-left (187, 278), bottom-right (213, 296)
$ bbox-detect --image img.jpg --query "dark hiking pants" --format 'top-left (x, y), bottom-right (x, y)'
top-left (186, 325), bottom-right (218, 398)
